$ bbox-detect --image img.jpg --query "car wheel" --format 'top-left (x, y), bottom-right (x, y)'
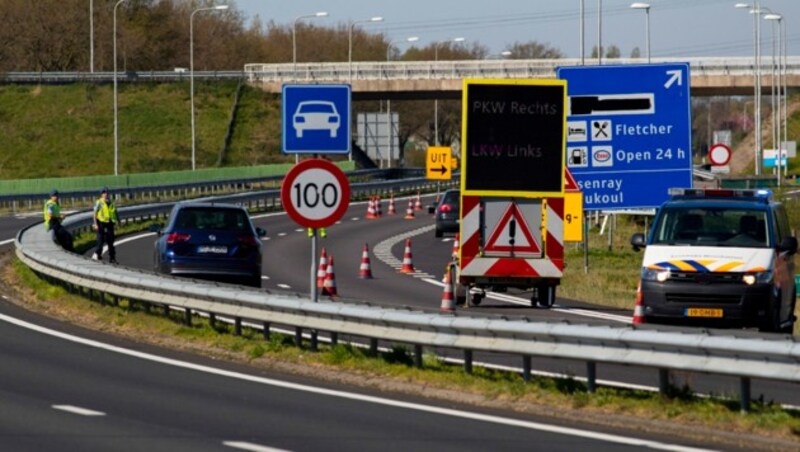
top-left (435, 228), bottom-right (443, 238)
top-left (468, 292), bottom-right (483, 307)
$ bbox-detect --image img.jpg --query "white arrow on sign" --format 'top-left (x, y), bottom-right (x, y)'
top-left (664, 70), bottom-right (682, 89)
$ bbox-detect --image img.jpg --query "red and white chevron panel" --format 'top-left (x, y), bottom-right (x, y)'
top-left (459, 195), bottom-right (564, 280)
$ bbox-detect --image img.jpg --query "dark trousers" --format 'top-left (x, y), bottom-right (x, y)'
top-left (95, 221), bottom-right (116, 260)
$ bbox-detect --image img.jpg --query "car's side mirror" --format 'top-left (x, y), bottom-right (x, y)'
top-left (779, 236), bottom-right (798, 255)
top-left (148, 223), bottom-right (163, 235)
top-left (630, 233), bottom-right (647, 252)
top-left (256, 227), bottom-right (267, 237)
top-left (428, 205), bottom-right (436, 214)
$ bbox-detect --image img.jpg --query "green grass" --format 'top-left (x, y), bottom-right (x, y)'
top-left (0, 82), bottom-right (292, 179)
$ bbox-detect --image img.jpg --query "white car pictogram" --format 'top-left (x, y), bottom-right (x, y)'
top-left (293, 101), bottom-right (340, 138)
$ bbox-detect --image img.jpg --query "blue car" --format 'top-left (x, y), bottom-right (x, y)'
top-left (153, 202), bottom-right (265, 287)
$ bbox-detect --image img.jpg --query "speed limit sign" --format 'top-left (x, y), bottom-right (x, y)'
top-left (281, 159), bottom-right (351, 228)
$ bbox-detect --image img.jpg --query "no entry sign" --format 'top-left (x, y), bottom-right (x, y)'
top-left (281, 159), bottom-right (350, 229)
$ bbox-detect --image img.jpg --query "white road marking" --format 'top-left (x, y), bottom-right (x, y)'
top-left (224, 441), bottom-right (290, 452)
top-left (114, 232), bottom-right (156, 247)
top-left (277, 284), bottom-right (291, 290)
top-left (351, 217), bottom-right (359, 221)
top-left (52, 405), bottom-right (106, 416)
top-left (294, 228), bottom-right (304, 233)
top-left (0, 313), bottom-right (707, 451)
top-left (277, 233), bottom-right (287, 237)
top-left (0, 239), bottom-right (14, 246)
top-left (261, 276), bottom-right (271, 281)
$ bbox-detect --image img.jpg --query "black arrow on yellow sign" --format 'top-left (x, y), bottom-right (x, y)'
top-left (432, 165), bottom-right (448, 175)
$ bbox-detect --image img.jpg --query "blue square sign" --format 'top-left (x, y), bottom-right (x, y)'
top-left (557, 64), bottom-right (693, 210)
top-left (282, 84), bottom-right (351, 154)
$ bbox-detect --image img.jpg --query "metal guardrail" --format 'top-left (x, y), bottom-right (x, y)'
top-left (0, 168), bottom-right (425, 212)
top-left (13, 178), bottom-right (800, 412)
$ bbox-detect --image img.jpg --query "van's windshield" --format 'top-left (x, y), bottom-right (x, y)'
top-left (651, 207), bottom-right (770, 248)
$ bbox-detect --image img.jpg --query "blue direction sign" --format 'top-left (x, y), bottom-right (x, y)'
top-left (282, 84), bottom-right (351, 154)
top-left (557, 64), bottom-right (692, 210)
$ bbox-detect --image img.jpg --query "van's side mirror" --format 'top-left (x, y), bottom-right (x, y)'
top-left (256, 227), bottom-right (267, 237)
top-left (779, 236), bottom-right (798, 255)
top-left (630, 233), bottom-right (647, 252)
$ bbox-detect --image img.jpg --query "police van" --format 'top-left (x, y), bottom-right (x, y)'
top-left (630, 188), bottom-right (797, 332)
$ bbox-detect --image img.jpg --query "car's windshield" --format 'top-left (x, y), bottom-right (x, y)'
top-left (174, 207), bottom-right (251, 232)
top-left (298, 103), bottom-right (335, 114)
top-left (651, 206), bottom-right (770, 247)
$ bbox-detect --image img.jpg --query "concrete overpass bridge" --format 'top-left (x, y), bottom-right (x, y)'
top-left (245, 57), bottom-right (800, 100)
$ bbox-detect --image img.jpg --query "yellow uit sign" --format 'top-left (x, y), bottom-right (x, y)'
top-left (426, 146), bottom-right (452, 180)
top-left (564, 192), bottom-right (584, 242)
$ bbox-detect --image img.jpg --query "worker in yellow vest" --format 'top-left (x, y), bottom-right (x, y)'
top-left (92, 187), bottom-right (119, 264)
top-left (43, 189), bottom-right (64, 231)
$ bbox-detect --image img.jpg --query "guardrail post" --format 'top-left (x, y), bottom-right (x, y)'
top-left (740, 377), bottom-right (751, 413)
top-left (234, 317), bottom-right (242, 336)
top-left (112, 295), bottom-right (119, 307)
top-left (184, 308), bottom-right (192, 326)
top-left (263, 322), bottom-right (270, 340)
top-left (586, 361), bottom-right (597, 393)
top-left (522, 356), bottom-right (532, 383)
top-left (163, 304), bottom-right (170, 316)
top-left (414, 344), bottom-right (423, 368)
top-left (658, 368), bottom-right (670, 395)
top-left (464, 350), bottom-right (473, 374)
top-left (369, 338), bottom-right (378, 356)
top-left (331, 332), bottom-right (338, 346)
top-left (310, 331), bottom-right (318, 351)
top-left (295, 327), bottom-right (303, 348)
top-left (209, 313), bottom-right (216, 329)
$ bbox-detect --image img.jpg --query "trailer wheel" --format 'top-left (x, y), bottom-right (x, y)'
top-left (535, 285), bottom-right (556, 309)
top-left (468, 292), bottom-right (483, 307)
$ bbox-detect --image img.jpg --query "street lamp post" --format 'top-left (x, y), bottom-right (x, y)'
top-left (597, 0), bottom-right (602, 64)
top-left (349, 16), bottom-right (383, 82)
top-left (89, 0), bottom-right (94, 73)
top-left (385, 37), bottom-right (418, 168)
top-left (293, 12), bottom-right (328, 75)
top-left (735, 2), bottom-right (762, 175)
top-left (190, 4), bottom-right (228, 172)
top-left (434, 37), bottom-right (465, 146)
top-left (630, 2), bottom-right (650, 63)
top-left (579, 0), bottom-right (585, 65)
top-left (113, 0), bottom-right (126, 176)
top-left (765, 12), bottom-right (784, 185)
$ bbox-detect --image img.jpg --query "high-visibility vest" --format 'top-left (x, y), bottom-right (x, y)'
top-left (43, 199), bottom-right (61, 230)
top-left (95, 198), bottom-right (118, 224)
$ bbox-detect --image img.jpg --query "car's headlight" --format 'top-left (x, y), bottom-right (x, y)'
top-left (742, 271), bottom-right (773, 285)
top-left (641, 267), bottom-right (670, 282)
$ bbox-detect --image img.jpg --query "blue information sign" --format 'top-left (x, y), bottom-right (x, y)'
top-left (557, 64), bottom-right (692, 210)
top-left (282, 84), bottom-right (351, 154)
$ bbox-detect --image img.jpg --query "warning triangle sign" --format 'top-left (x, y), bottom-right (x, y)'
top-left (484, 203), bottom-right (541, 257)
top-left (565, 168), bottom-right (580, 192)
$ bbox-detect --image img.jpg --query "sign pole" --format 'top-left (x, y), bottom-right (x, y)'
top-left (583, 209), bottom-right (589, 274)
top-left (310, 228), bottom-right (318, 303)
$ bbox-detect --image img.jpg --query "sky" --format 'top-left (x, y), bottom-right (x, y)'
top-left (233, 0), bottom-right (799, 59)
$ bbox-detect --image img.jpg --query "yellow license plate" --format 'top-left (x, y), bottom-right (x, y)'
top-left (685, 308), bottom-right (723, 318)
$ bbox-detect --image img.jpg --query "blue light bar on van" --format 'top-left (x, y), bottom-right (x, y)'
top-left (668, 188), bottom-right (771, 201)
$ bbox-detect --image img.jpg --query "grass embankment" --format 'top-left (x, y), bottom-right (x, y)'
top-left (5, 255), bottom-right (800, 446)
top-left (0, 82), bottom-right (284, 179)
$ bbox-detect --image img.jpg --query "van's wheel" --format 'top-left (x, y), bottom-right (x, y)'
top-left (759, 297), bottom-right (782, 333)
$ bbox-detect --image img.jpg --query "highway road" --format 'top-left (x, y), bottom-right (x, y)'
top-left (0, 268), bottom-right (718, 451)
top-left (0, 200), bottom-right (796, 449)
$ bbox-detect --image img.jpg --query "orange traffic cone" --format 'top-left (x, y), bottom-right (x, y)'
top-left (632, 281), bottom-right (645, 325)
top-left (414, 191), bottom-right (423, 211)
top-left (322, 256), bottom-right (338, 297)
top-left (316, 248), bottom-right (328, 288)
top-left (365, 198), bottom-right (377, 219)
top-left (400, 239), bottom-right (415, 273)
top-left (388, 193), bottom-right (397, 215)
top-left (451, 233), bottom-right (460, 259)
top-left (440, 266), bottom-right (455, 312)
top-left (358, 243), bottom-right (373, 279)
top-left (404, 199), bottom-right (415, 219)
top-left (375, 196), bottom-right (382, 217)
